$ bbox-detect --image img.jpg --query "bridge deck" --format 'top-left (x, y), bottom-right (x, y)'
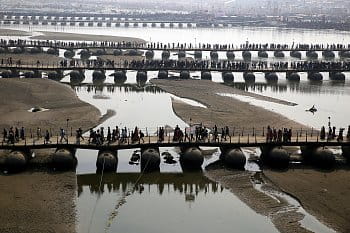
top-left (1, 135), bottom-right (349, 151)
top-left (0, 64), bottom-right (349, 73)
top-left (1, 44), bottom-right (349, 52)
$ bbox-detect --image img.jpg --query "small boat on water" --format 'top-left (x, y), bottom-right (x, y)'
top-left (306, 105), bottom-right (317, 113)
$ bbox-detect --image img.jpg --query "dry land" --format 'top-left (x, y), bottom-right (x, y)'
top-left (151, 78), bottom-right (347, 233)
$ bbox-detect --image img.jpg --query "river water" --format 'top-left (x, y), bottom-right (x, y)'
top-left (2, 24), bottom-right (349, 232)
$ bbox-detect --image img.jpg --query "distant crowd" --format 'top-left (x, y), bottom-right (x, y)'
top-left (1, 38), bottom-right (350, 51)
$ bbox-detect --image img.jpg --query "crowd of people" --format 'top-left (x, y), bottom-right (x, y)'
top-left (87, 126), bottom-right (145, 145)
top-left (1, 39), bottom-right (350, 51)
top-left (124, 59), bottom-right (350, 72)
top-left (320, 125), bottom-right (350, 142)
top-left (266, 126), bottom-right (293, 143)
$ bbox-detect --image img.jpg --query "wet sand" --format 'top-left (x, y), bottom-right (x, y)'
top-left (265, 169), bottom-right (350, 233)
top-left (31, 31), bottom-right (146, 43)
top-left (0, 78), bottom-right (103, 233)
top-left (151, 79), bottom-right (345, 232)
top-left (0, 172), bottom-right (76, 233)
top-left (205, 166), bottom-right (312, 233)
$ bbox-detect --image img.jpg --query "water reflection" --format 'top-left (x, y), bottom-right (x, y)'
top-left (76, 172), bottom-right (279, 233)
top-left (228, 81), bottom-right (350, 96)
top-left (73, 83), bottom-right (165, 94)
top-left (77, 172), bottom-right (222, 198)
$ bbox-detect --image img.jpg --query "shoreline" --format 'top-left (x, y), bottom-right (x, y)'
top-left (204, 166), bottom-right (312, 233)
top-left (31, 31), bottom-right (146, 43)
top-left (0, 28), bottom-right (146, 43)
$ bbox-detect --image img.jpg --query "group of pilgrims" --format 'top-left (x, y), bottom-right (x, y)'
top-left (2, 125), bottom-right (350, 145)
top-left (320, 125), bottom-right (350, 141)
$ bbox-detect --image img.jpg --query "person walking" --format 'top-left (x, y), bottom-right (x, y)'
top-left (60, 128), bottom-right (68, 143)
top-left (45, 130), bottom-right (51, 144)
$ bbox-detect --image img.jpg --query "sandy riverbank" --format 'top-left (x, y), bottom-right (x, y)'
top-left (0, 53), bottom-right (63, 65)
top-left (31, 31), bottom-right (146, 43)
top-left (0, 78), bottom-right (101, 131)
top-left (0, 172), bottom-right (77, 233)
top-left (0, 28), bottom-right (146, 43)
top-left (151, 79), bottom-right (307, 130)
top-left (205, 165), bottom-right (312, 233)
top-left (151, 78), bottom-right (345, 232)
top-left (0, 78), bottom-right (105, 233)
top-left (265, 169), bottom-right (350, 233)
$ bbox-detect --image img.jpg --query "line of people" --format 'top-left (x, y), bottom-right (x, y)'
top-left (2, 39), bottom-right (350, 51)
top-left (320, 125), bottom-right (350, 141)
top-left (266, 126), bottom-right (292, 143)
